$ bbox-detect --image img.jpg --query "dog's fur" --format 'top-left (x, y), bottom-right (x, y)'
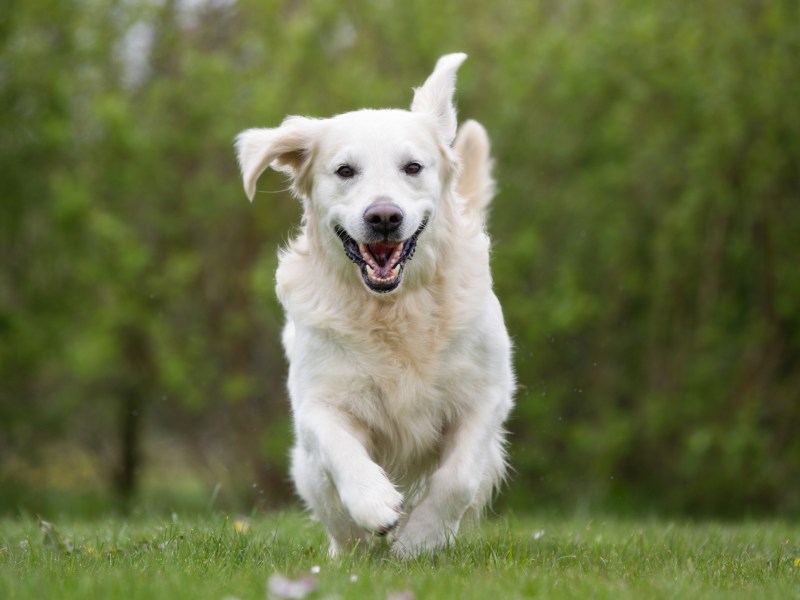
top-left (235, 54), bottom-right (514, 557)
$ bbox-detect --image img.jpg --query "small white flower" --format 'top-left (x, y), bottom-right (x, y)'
top-left (350, 574), bottom-right (358, 583)
top-left (532, 530), bottom-right (545, 540)
top-left (310, 565), bottom-right (321, 574)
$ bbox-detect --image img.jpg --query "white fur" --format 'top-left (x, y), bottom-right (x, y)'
top-left (236, 53), bottom-right (514, 557)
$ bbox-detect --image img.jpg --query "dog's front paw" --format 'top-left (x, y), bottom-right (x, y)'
top-left (391, 506), bottom-right (457, 558)
top-left (391, 529), bottom-right (448, 558)
top-left (339, 471), bottom-right (404, 536)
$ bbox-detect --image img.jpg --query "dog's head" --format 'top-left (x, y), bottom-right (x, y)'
top-left (236, 53), bottom-right (468, 294)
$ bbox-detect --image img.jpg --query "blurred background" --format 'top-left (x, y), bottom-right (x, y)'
top-left (1, 0), bottom-right (799, 519)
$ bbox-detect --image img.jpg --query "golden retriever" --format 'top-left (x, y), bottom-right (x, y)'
top-left (235, 53), bottom-right (514, 557)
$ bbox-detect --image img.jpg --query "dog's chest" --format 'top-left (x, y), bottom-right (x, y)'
top-left (345, 318), bottom-right (469, 437)
top-left (358, 358), bottom-right (455, 469)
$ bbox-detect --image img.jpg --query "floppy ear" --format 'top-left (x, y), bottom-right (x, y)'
top-left (410, 53), bottom-right (467, 146)
top-left (235, 116), bottom-right (319, 201)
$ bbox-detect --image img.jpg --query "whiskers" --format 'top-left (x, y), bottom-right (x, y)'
top-left (255, 186), bottom-right (293, 195)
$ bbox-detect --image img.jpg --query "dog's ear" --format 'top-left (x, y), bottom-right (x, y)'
top-left (410, 53), bottom-right (467, 146)
top-left (235, 116), bottom-right (319, 201)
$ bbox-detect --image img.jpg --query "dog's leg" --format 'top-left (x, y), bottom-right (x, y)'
top-left (392, 403), bottom-right (507, 557)
top-left (293, 403), bottom-right (404, 552)
top-left (291, 445), bottom-right (369, 556)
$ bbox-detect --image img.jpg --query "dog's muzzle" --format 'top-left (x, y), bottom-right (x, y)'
top-left (334, 219), bottom-right (428, 293)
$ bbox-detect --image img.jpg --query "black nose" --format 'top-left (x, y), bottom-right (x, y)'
top-left (363, 201), bottom-right (404, 237)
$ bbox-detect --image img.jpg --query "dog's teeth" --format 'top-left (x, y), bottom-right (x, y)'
top-left (366, 264), bottom-right (375, 278)
top-left (391, 265), bottom-right (400, 277)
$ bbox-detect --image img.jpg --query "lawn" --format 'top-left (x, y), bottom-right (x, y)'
top-left (1, 511), bottom-right (798, 599)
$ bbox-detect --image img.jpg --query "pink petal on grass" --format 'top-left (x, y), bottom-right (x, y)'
top-left (267, 574), bottom-right (318, 599)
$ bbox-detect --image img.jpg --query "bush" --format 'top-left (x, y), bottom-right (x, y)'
top-left (1, 0), bottom-right (798, 515)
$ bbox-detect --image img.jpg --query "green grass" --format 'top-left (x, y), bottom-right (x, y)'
top-left (1, 511), bottom-right (798, 599)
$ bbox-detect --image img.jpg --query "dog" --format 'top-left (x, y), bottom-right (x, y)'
top-left (235, 53), bottom-right (514, 557)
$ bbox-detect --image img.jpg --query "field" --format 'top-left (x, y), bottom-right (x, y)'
top-left (2, 512), bottom-right (798, 599)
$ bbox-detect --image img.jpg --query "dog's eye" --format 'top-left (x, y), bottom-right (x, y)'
top-left (403, 162), bottom-right (423, 176)
top-left (336, 165), bottom-right (356, 179)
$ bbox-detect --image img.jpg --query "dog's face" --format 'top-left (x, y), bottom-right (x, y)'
top-left (311, 110), bottom-right (447, 292)
top-left (236, 54), bottom-right (466, 294)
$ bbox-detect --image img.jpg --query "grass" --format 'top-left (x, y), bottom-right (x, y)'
top-left (1, 511), bottom-right (799, 599)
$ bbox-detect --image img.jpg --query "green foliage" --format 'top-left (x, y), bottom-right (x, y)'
top-left (486, 0), bottom-right (800, 515)
top-left (1, 513), bottom-right (799, 599)
top-left (1, 0), bottom-right (798, 515)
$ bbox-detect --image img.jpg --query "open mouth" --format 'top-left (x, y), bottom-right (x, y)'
top-left (334, 219), bottom-right (428, 293)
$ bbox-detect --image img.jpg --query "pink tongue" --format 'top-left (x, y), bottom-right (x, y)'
top-left (368, 243), bottom-right (395, 267)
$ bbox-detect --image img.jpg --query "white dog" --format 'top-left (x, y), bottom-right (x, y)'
top-left (235, 53), bottom-right (514, 557)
